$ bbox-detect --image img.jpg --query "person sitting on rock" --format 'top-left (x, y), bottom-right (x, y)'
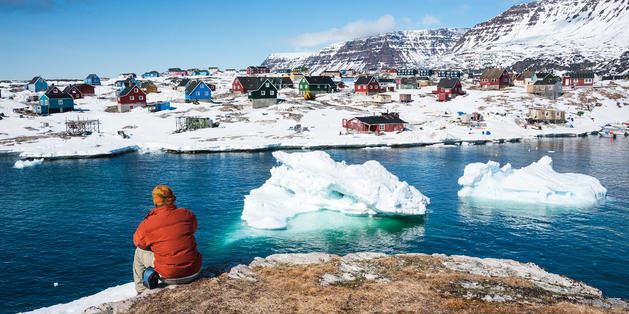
top-left (133, 185), bottom-right (202, 294)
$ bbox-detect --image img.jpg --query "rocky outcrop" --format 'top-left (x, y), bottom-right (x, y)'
top-left (89, 253), bottom-right (627, 313)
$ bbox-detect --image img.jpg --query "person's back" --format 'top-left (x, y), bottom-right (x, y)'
top-left (132, 185), bottom-right (202, 293)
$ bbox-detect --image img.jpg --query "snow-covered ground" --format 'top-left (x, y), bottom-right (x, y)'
top-left (242, 151), bottom-right (430, 229)
top-left (1, 73), bottom-right (628, 160)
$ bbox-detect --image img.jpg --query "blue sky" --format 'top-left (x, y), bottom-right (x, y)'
top-left (0, 0), bottom-right (529, 79)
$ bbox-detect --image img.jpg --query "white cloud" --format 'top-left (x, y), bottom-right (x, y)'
top-left (421, 14), bottom-right (441, 26)
top-left (291, 15), bottom-right (396, 48)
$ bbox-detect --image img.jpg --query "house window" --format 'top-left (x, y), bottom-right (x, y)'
top-left (139, 96), bottom-right (144, 100)
top-left (58, 100), bottom-right (63, 105)
top-left (130, 96), bottom-right (134, 101)
top-left (266, 83), bottom-right (270, 87)
top-left (585, 79), bottom-right (592, 83)
top-left (270, 90), bottom-right (275, 96)
top-left (196, 91), bottom-right (200, 96)
top-left (379, 124), bottom-right (385, 131)
top-left (134, 88), bottom-right (138, 93)
top-left (204, 91), bottom-right (209, 96)
top-left (261, 91), bottom-right (266, 96)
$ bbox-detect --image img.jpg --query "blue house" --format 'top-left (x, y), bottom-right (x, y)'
top-left (184, 80), bottom-right (212, 102)
top-left (114, 77), bottom-right (139, 92)
top-left (191, 69), bottom-right (210, 76)
top-left (26, 76), bottom-right (48, 92)
top-left (142, 71), bottom-right (160, 78)
top-left (84, 74), bottom-right (101, 86)
top-left (36, 85), bottom-right (74, 114)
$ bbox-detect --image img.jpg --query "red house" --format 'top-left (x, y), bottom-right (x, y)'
top-left (381, 68), bottom-right (398, 74)
top-left (246, 66), bottom-right (270, 75)
top-left (117, 86), bottom-right (146, 105)
top-left (232, 76), bottom-right (265, 94)
top-left (562, 71), bottom-right (594, 87)
top-left (480, 68), bottom-right (512, 90)
top-left (63, 85), bottom-right (84, 99)
top-left (354, 76), bottom-right (381, 95)
top-left (77, 83), bottom-right (95, 95)
top-left (342, 112), bottom-right (406, 134)
top-left (434, 78), bottom-right (464, 96)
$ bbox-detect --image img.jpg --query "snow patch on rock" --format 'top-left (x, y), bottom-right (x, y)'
top-left (241, 151), bottom-right (430, 229)
top-left (457, 156), bottom-right (606, 207)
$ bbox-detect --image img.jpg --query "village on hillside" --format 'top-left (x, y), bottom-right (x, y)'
top-left (1, 65), bottom-right (628, 159)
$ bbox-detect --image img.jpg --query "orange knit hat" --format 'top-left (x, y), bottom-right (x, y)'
top-left (152, 185), bottom-right (176, 206)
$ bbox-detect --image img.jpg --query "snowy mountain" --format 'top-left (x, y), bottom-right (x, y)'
top-left (451, 0), bottom-right (629, 73)
top-left (263, 0), bottom-right (629, 74)
top-left (262, 29), bottom-right (467, 73)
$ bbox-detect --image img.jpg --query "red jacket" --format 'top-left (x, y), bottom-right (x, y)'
top-left (133, 205), bottom-right (202, 278)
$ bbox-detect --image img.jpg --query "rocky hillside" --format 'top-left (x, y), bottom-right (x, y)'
top-left (86, 253), bottom-right (627, 313)
top-left (263, 0), bottom-right (629, 74)
top-left (451, 0), bottom-right (629, 72)
top-left (262, 29), bottom-right (466, 73)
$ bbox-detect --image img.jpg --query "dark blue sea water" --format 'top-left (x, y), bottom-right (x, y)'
top-left (1, 137), bottom-right (628, 313)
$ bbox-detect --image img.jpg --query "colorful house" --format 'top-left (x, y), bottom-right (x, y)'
top-left (396, 77), bottom-right (418, 89)
top-left (26, 76), bottom-right (48, 92)
top-left (527, 107), bottom-right (566, 123)
top-left (298, 76), bottom-right (337, 95)
top-left (248, 79), bottom-right (278, 108)
top-left (528, 76), bottom-right (562, 99)
top-left (562, 71), bottom-right (595, 87)
top-left (480, 68), bottom-right (512, 90)
top-left (397, 69), bottom-right (417, 76)
top-left (141, 81), bottom-right (159, 94)
top-left (117, 85), bottom-right (147, 112)
top-left (176, 78), bottom-right (191, 91)
top-left (63, 84), bottom-right (84, 99)
top-left (268, 77), bottom-right (294, 89)
top-left (232, 77), bottom-right (264, 94)
top-left (435, 78), bottom-right (464, 96)
top-left (418, 69), bottom-right (434, 77)
top-left (190, 69), bottom-right (210, 76)
top-left (342, 112), bottom-right (406, 134)
top-left (167, 68), bottom-right (187, 76)
top-left (77, 84), bottom-right (95, 96)
top-left (142, 71), bottom-right (160, 78)
top-left (36, 85), bottom-right (74, 114)
top-left (246, 66), bottom-right (270, 75)
top-left (437, 70), bottom-right (462, 79)
top-left (84, 74), bottom-right (101, 86)
top-left (354, 76), bottom-right (381, 95)
top-left (184, 80), bottom-right (212, 102)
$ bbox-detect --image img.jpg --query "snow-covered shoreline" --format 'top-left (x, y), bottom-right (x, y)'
top-left (1, 74), bottom-right (627, 162)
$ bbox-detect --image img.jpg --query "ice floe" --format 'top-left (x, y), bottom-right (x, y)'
top-left (457, 156), bottom-right (607, 206)
top-left (13, 159), bottom-right (44, 169)
top-left (242, 151), bottom-right (430, 229)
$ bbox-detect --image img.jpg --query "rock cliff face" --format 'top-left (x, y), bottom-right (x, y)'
top-left (263, 0), bottom-right (629, 74)
top-left (262, 29), bottom-right (466, 73)
top-left (87, 253), bottom-right (627, 313)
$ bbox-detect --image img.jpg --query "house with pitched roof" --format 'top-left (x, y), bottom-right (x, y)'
top-left (480, 68), bottom-right (512, 90)
top-left (36, 85), bottom-right (74, 114)
top-left (63, 85), bottom-right (84, 99)
top-left (354, 76), bottom-right (381, 95)
top-left (26, 76), bottom-right (48, 92)
top-left (141, 81), bottom-right (158, 94)
top-left (117, 85), bottom-right (147, 112)
top-left (84, 74), bottom-right (101, 86)
top-left (342, 112), bottom-right (406, 134)
top-left (77, 84), bottom-right (95, 96)
top-left (142, 71), bottom-right (160, 78)
top-left (167, 68), bottom-right (187, 76)
top-left (396, 77), bottom-right (419, 90)
top-left (299, 76), bottom-right (337, 95)
top-left (562, 71), bottom-right (595, 87)
top-left (435, 78), bottom-right (464, 96)
top-left (184, 80), bottom-right (212, 102)
top-left (528, 76), bottom-right (562, 99)
top-left (248, 79), bottom-right (278, 108)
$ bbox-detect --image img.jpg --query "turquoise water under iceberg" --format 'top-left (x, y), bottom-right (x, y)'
top-left (1, 137), bottom-right (627, 313)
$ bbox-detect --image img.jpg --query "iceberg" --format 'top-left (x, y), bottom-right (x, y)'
top-left (457, 156), bottom-right (607, 206)
top-left (13, 159), bottom-right (44, 169)
top-left (242, 151), bottom-right (430, 229)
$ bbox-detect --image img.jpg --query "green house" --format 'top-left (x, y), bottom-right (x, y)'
top-left (298, 76), bottom-right (336, 95)
top-left (249, 79), bottom-right (278, 108)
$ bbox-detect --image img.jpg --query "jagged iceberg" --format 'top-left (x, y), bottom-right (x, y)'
top-left (457, 156), bottom-right (607, 206)
top-left (242, 151), bottom-right (430, 229)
